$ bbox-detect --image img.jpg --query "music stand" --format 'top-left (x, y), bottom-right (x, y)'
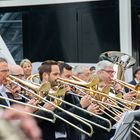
top-left (111, 110), bottom-right (140, 140)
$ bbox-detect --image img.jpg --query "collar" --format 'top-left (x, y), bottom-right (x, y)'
top-left (134, 78), bottom-right (139, 84)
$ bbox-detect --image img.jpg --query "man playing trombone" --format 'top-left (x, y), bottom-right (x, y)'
top-left (34, 60), bottom-right (93, 140)
top-left (0, 57), bottom-right (11, 106)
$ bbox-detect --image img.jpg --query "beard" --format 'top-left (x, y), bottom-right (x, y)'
top-left (50, 80), bottom-right (58, 88)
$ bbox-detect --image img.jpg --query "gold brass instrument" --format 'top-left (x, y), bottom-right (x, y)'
top-left (100, 51), bottom-right (140, 111)
top-left (58, 77), bottom-right (140, 138)
top-left (26, 73), bottom-right (140, 137)
top-left (114, 79), bottom-right (140, 109)
top-left (59, 74), bottom-right (99, 88)
top-left (48, 87), bottom-right (65, 106)
top-left (27, 73), bottom-right (40, 86)
top-left (99, 51), bottom-right (140, 137)
top-left (36, 75), bottom-right (112, 131)
top-left (58, 77), bottom-right (125, 123)
top-left (7, 75), bottom-right (114, 135)
top-left (7, 75), bottom-right (50, 102)
top-left (65, 76), bottom-right (130, 108)
top-left (6, 75), bottom-right (96, 136)
top-left (27, 73), bottom-right (64, 104)
top-left (72, 76), bottom-right (123, 116)
top-left (115, 79), bottom-right (138, 94)
top-left (48, 92), bottom-right (112, 132)
top-left (59, 75), bottom-right (100, 97)
top-left (33, 76), bottom-right (112, 131)
top-left (99, 51), bottom-right (136, 98)
top-left (58, 77), bottom-right (126, 111)
top-left (24, 73), bottom-right (65, 106)
top-left (16, 75), bottom-right (113, 132)
top-left (59, 76), bottom-right (121, 114)
top-left (100, 84), bottom-right (140, 138)
top-left (0, 97), bottom-right (56, 123)
top-left (99, 51), bottom-right (138, 108)
top-left (72, 75), bottom-right (84, 82)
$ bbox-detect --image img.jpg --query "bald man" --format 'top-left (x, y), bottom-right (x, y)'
top-left (9, 64), bottom-right (24, 79)
top-left (7, 64), bottom-right (26, 103)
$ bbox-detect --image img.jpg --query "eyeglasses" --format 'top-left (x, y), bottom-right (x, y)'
top-left (0, 69), bottom-right (9, 72)
top-left (102, 70), bottom-right (116, 75)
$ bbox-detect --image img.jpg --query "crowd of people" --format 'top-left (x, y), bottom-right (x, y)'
top-left (0, 57), bottom-right (140, 140)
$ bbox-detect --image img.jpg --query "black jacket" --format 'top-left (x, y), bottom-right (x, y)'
top-left (35, 93), bottom-right (82, 140)
top-left (0, 92), bottom-right (11, 106)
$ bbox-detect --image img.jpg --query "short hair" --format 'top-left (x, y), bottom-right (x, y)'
top-left (41, 60), bottom-right (58, 66)
top-left (58, 63), bottom-right (72, 74)
top-left (0, 57), bottom-right (7, 63)
top-left (133, 67), bottom-right (140, 78)
top-left (20, 59), bottom-right (32, 68)
top-left (72, 65), bottom-right (89, 75)
top-left (96, 60), bottom-right (113, 72)
top-left (89, 66), bottom-right (96, 72)
top-left (9, 64), bottom-right (23, 75)
top-left (38, 60), bottom-right (58, 81)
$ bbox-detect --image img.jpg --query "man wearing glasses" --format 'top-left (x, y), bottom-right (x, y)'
top-left (96, 60), bottom-right (115, 85)
top-left (0, 57), bottom-right (10, 106)
top-left (7, 64), bottom-right (26, 103)
top-left (85, 60), bottom-right (117, 140)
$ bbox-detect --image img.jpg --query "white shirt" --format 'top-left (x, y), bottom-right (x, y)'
top-left (0, 85), bottom-right (10, 106)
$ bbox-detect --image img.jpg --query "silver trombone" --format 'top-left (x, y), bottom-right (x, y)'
top-left (0, 95), bottom-right (55, 122)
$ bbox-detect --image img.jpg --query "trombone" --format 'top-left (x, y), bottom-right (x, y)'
top-left (27, 75), bottom-right (112, 131)
top-left (7, 74), bottom-right (114, 135)
top-left (115, 79), bottom-right (139, 93)
top-left (58, 76), bottom-right (140, 109)
top-left (57, 77), bottom-right (127, 111)
top-left (0, 95), bottom-right (55, 123)
top-left (114, 79), bottom-right (140, 109)
top-left (7, 75), bottom-right (95, 136)
top-left (58, 75), bottom-right (99, 89)
top-left (57, 76), bottom-right (140, 137)
top-left (27, 73), bottom-right (40, 86)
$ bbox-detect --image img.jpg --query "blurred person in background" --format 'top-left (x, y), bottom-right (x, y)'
top-left (20, 59), bottom-right (32, 79)
top-left (72, 65), bottom-right (90, 82)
